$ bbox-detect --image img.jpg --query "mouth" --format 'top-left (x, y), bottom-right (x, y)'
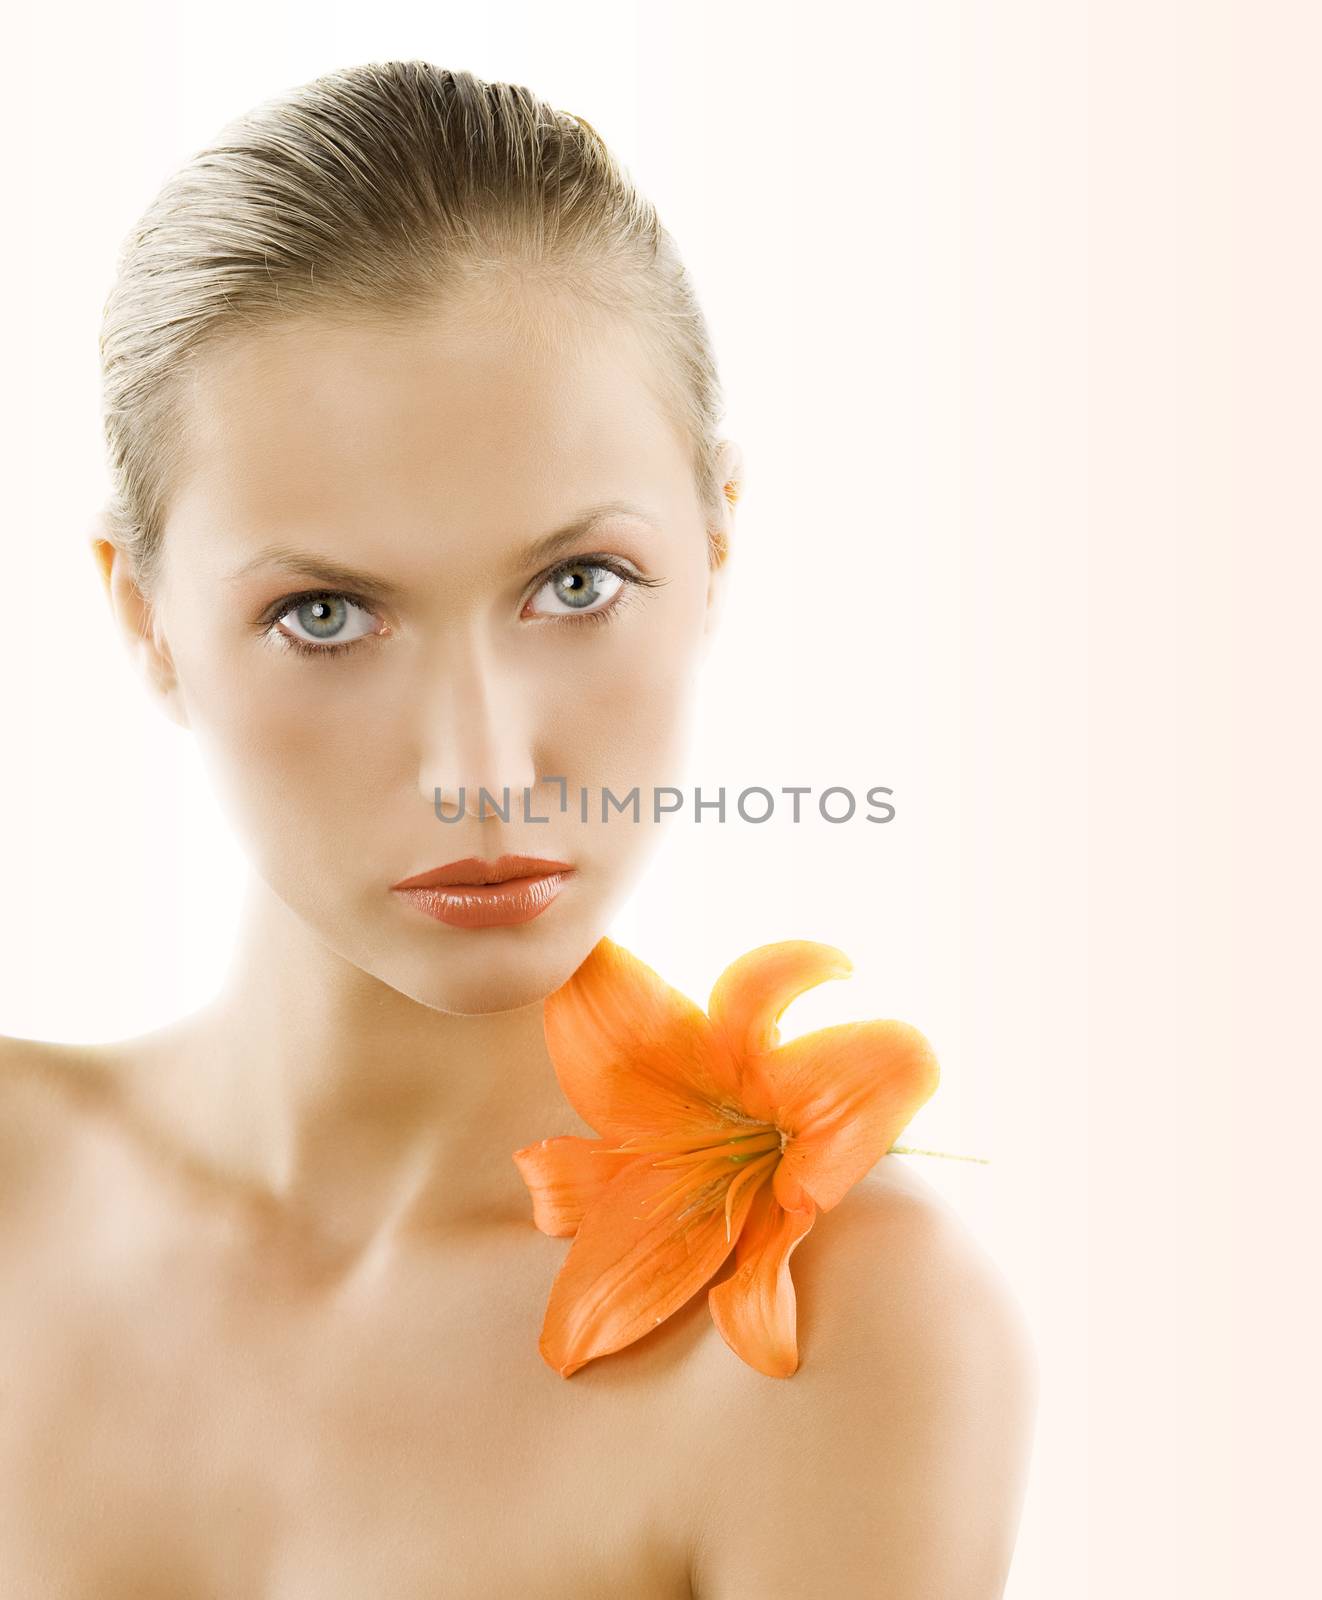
top-left (390, 854), bottom-right (576, 930)
top-left (391, 854), bottom-right (576, 890)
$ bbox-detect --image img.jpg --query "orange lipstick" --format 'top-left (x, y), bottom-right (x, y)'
top-left (390, 854), bottom-right (575, 929)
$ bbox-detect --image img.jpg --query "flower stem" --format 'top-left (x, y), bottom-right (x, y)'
top-left (887, 1143), bottom-right (991, 1165)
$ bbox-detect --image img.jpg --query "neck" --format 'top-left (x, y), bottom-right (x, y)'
top-left (116, 874), bottom-right (595, 1270)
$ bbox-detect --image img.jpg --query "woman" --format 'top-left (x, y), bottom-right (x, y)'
top-left (0, 61), bottom-right (1035, 1596)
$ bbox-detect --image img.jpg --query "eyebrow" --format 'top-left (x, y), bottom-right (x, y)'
top-left (225, 500), bottom-right (664, 595)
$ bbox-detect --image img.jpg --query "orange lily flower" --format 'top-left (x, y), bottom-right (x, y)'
top-left (512, 936), bottom-right (941, 1379)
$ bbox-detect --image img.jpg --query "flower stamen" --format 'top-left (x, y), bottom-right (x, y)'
top-left (721, 1149), bottom-right (780, 1241)
top-left (639, 1155), bottom-right (733, 1216)
top-left (648, 1130), bottom-right (781, 1169)
top-left (593, 1126), bottom-right (777, 1158)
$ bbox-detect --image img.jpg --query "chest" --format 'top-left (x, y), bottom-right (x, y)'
top-left (0, 1208), bottom-right (698, 1599)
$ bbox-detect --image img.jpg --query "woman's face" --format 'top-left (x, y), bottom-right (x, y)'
top-left (108, 293), bottom-right (734, 1014)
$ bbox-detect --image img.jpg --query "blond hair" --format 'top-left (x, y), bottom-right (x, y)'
top-left (98, 60), bottom-right (730, 601)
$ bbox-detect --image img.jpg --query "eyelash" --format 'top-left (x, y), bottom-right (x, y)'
top-left (261, 556), bottom-right (664, 660)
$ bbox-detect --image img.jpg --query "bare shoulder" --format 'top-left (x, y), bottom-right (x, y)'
top-left (687, 1160), bottom-right (1038, 1600)
top-left (0, 1033), bottom-right (119, 1216)
top-left (808, 1157), bottom-right (1036, 1373)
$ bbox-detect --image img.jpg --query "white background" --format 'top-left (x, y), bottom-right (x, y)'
top-left (2, 4), bottom-right (1319, 1594)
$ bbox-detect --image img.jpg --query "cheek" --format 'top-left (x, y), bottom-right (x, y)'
top-left (541, 614), bottom-right (705, 795)
top-left (604, 652), bottom-right (699, 774)
top-left (174, 634), bottom-right (396, 879)
top-left (546, 636), bottom-right (706, 899)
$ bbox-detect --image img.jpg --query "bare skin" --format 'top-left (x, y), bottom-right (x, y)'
top-left (0, 1030), bottom-right (704, 1597)
top-left (0, 1032), bottom-right (1032, 1600)
top-left (1, 282), bottom-right (1036, 1594)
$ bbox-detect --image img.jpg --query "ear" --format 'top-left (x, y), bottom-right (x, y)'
top-left (703, 438), bottom-right (744, 652)
top-left (88, 508), bottom-right (191, 731)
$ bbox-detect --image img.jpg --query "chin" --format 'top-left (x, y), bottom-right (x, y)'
top-left (400, 966), bottom-right (565, 1017)
top-left (361, 919), bottom-right (600, 1017)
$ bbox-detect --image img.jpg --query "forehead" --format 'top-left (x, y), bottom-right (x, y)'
top-left (165, 296), bottom-right (689, 576)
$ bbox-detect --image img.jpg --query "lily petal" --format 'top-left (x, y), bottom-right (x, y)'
top-left (707, 1178), bottom-right (819, 1378)
top-left (543, 936), bottom-right (743, 1144)
top-left (708, 940), bottom-right (854, 1065)
top-left (537, 1148), bottom-right (767, 1378)
top-left (511, 1135), bottom-right (640, 1237)
top-left (753, 1019), bottom-right (941, 1212)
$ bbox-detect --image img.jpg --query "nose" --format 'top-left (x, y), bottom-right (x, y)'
top-left (415, 634), bottom-right (540, 820)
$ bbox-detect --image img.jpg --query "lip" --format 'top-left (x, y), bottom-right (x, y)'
top-left (390, 854), bottom-right (576, 930)
top-left (391, 854), bottom-right (575, 890)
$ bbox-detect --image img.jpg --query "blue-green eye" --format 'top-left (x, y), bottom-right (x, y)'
top-left (526, 561), bottom-right (629, 620)
top-left (272, 592), bottom-right (380, 653)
